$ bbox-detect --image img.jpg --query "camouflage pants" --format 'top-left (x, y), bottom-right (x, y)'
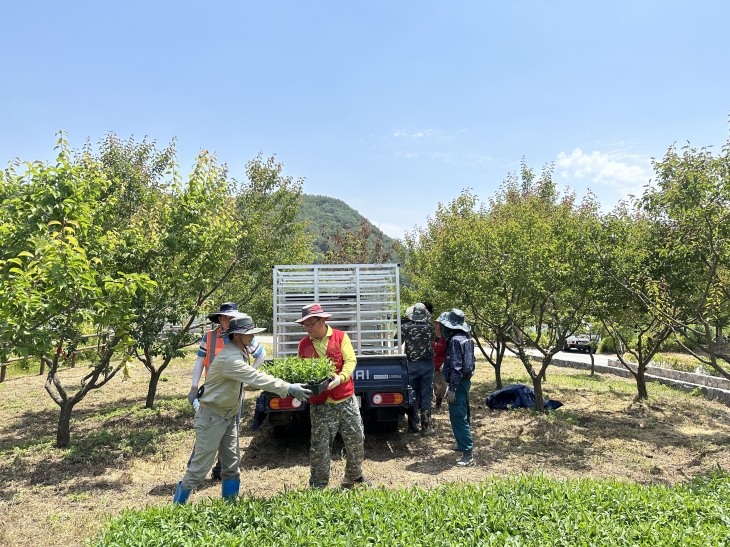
top-left (433, 369), bottom-right (447, 402)
top-left (309, 395), bottom-right (364, 488)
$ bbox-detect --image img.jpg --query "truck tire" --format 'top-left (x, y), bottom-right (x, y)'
top-left (273, 425), bottom-right (288, 439)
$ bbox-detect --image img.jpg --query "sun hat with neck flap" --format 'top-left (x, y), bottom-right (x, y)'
top-left (220, 314), bottom-right (266, 336)
top-left (437, 308), bottom-right (471, 333)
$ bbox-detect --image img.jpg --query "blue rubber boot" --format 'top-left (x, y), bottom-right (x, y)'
top-left (221, 479), bottom-right (240, 502)
top-left (173, 481), bottom-right (191, 504)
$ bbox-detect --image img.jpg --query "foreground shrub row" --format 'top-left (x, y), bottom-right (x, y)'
top-left (93, 474), bottom-right (730, 546)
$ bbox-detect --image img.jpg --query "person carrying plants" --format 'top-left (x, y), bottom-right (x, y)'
top-left (188, 302), bottom-right (266, 481)
top-left (173, 315), bottom-right (312, 504)
top-left (401, 303), bottom-right (437, 435)
top-left (296, 303), bottom-right (369, 489)
top-left (438, 308), bottom-right (475, 466)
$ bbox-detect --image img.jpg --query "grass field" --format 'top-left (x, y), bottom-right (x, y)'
top-left (1, 349), bottom-right (730, 546)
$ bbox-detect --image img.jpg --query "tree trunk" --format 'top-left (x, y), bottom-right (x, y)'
top-left (146, 368), bottom-right (162, 409)
top-left (635, 365), bottom-right (649, 400)
top-left (493, 344), bottom-right (505, 389)
top-left (56, 401), bottom-right (74, 448)
top-left (532, 376), bottom-right (545, 413)
top-left (472, 331), bottom-right (504, 389)
top-left (590, 351), bottom-right (595, 376)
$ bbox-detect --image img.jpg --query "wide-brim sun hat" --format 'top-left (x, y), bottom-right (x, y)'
top-left (207, 301), bottom-right (245, 323)
top-left (220, 314), bottom-right (266, 336)
top-left (438, 308), bottom-right (471, 332)
top-left (407, 303), bottom-right (431, 321)
top-left (294, 303), bottom-right (332, 324)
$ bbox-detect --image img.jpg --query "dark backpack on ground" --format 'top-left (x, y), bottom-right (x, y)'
top-left (485, 383), bottom-right (563, 410)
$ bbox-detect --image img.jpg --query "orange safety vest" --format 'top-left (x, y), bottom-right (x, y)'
top-left (203, 327), bottom-right (226, 376)
top-left (299, 329), bottom-right (354, 404)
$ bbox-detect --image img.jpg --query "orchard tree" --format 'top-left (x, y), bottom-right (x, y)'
top-left (593, 205), bottom-right (679, 399)
top-left (223, 154), bottom-right (313, 325)
top-left (103, 142), bottom-right (313, 408)
top-left (404, 162), bottom-right (603, 409)
top-left (403, 191), bottom-right (508, 388)
top-left (0, 134), bottom-right (153, 447)
top-left (638, 138), bottom-right (730, 379)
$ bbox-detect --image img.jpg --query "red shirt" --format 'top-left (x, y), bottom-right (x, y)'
top-left (432, 337), bottom-right (447, 371)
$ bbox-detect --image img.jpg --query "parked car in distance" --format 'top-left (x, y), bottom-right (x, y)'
top-left (563, 334), bottom-right (594, 353)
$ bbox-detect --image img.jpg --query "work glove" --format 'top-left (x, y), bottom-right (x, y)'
top-left (187, 387), bottom-right (198, 406)
top-left (446, 389), bottom-right (456, 404)
top-left (288, 383), bottom-right (313, 402)
top-left (327, 373), bottom-right (342, 391)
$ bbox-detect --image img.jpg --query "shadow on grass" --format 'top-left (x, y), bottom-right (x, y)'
top-left (0, 394), bottom-right (194, 492)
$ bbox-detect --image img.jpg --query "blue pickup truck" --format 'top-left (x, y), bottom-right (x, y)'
top-left (252, 354), bottom-right (415, 436)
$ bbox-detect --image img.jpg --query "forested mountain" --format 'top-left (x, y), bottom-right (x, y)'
top-left (297, 194), bottom-right (397, 261)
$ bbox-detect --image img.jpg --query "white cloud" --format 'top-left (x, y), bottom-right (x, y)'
top-left (391, 128), bottom-right (465, 140)
top-left (394, 130), bottom-right (428, 138)
top-left (555, 148), bottom-right (653, 199)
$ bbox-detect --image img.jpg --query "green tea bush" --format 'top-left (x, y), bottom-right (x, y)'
top-left (261, 356), bottom-right (335, 384)
top-left (94, 473), bottom-right (730, 546)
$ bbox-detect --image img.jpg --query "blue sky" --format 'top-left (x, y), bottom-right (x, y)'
top-left (2, 1), bottom-right (729, 238)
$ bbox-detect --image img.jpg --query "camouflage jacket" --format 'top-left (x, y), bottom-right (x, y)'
top-left (401, 320), bottom-right (435, 361)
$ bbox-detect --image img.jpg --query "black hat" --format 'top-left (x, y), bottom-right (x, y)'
top-left (207, 302), bottom-right (244, 323)
top-left (220, 314), bottom-right (266, 336)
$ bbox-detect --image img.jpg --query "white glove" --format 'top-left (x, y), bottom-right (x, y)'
top-left (327, 374), bottom-right (342, 391)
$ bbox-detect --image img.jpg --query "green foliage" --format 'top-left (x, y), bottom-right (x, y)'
top-left (322, 218), bottom-right (396, 264)
top-left (598, 336), bottom-right (619, 353)
top-left (592, 202), bottom-right (679, 398)
top-left (639, 136), bottom-right (730, 376)
top-left (223, 155), bottom-right (314, 326)
top-left (94, 473), bottom-right (730, 546)
top-left (403, 161), bottom-right (602, 407)
top-left (297, 194), bottom-right (396, 262)
top-left (0, 132), bottom-right (155, 446)
top-left (0, 134), bottom-right (151, 364)
top-left (261, 356), bottom-right (335, 384)
top-left (88, 138), bottom-right (312, 406)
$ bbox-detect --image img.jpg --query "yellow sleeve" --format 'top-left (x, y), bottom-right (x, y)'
top-left (338, 332), bottom-right (357, 382)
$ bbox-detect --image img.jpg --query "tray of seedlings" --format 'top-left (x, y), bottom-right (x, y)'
top-left (261, 356), bottom-right (336, 396)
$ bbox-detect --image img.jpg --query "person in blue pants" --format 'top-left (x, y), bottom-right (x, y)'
top-left (401, 303), bottom-right (436, 435)
top-left (438, 309), bottom-right (475, 466)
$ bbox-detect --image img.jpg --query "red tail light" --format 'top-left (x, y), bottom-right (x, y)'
top-left (371, 393), bottom-right (404, 405)
top-left (268, 397), bottom-right (303, 410)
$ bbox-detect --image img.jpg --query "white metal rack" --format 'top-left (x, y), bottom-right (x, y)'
top-left (272, 264), bottom-right (402, 357)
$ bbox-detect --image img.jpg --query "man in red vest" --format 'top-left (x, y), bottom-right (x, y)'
top-left (296, 303), bottom-right (369, 489)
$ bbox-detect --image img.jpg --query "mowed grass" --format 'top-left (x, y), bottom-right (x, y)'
top-left (1, 347), bottom-right (730, 546)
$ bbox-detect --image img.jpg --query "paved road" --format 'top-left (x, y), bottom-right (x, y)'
top-left (523, 348), bottom-right (613, 367)
top-left (258, 334), bottom-right (614, 368)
